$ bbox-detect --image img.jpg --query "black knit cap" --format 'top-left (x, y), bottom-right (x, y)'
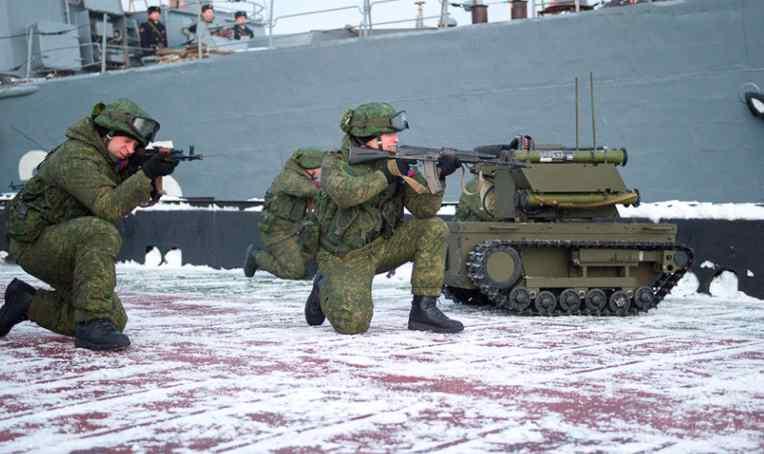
top-left (235, 11), bottom-right (247, 19)
top-left (147, 6), bottom-right (161, 14)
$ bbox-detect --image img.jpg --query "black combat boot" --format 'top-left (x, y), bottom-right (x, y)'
top-left (0, 278), bottom-right (35, 337)
top-left (304, 274), bottom-right (325, 326)
top-left (74, 319), bottom-right (131, 351)
top-left (408, 296), bottom-right (464, 333)
top-left (243, 243), bottom-right (258, 278)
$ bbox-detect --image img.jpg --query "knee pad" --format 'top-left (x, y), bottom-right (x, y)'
top-left (321, 289), bottom-right (373, 335)
top-left (330, 314), bottom-right (372, 335)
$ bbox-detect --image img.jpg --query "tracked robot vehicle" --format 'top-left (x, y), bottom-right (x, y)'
top-left (443, 78), bottom-right (693, 316)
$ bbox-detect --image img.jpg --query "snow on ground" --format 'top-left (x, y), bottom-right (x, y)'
top-left (89, 199), bottom-right (764, 220)
top-left (1, 263), bottom-right (763, 453)
top-left (618, 201), bottom-right (764, 223)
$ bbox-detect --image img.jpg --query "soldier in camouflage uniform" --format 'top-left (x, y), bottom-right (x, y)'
top-left (305, 102), bottom-right (463, 334)
top-left (243, 148), bottom-right (324, 280)
top-left (454, 179), bottom-right (496, 222)
top-left (0, 99), bottom-right (178, 351)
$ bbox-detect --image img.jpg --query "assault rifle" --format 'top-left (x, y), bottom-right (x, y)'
top-left (128, 143), bottom-right (205, 177)
top-left (348, 144), bottom-right (525, 193)
top-left (132, 143), bottom-right (204, 165)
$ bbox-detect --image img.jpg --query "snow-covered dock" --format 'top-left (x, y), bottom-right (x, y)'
top-left (1, 264), bottom-right (762, 452)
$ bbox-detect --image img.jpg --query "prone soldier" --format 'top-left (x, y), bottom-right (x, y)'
top-left (0, 100), bottom-right (179, 351)
top-left (305, 102), bottom-right (463, 334)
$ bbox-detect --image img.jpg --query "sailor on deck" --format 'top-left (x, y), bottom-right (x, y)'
top-left (139, 6), bottom-right (168, 56)
top-left (232, 11), bottom-right (255, 40)
top-left (183, 4), bottom-right (230, 45)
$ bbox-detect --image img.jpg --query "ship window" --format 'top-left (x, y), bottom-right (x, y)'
top-left (744, 92), bottom-right (764, 118)
top-left (18, 150), bottom-right (48, 180)
top-left (160, 176), bottom-right (183, 198)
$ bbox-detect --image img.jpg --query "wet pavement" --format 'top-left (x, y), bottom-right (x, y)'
top-left (1, 263), bottom-right (762, 453)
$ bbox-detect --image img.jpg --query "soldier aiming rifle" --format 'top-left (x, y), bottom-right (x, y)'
top-left (1, 99), bottom-right (185, 351)
top-left (306, 102), bottom-right (464, 334)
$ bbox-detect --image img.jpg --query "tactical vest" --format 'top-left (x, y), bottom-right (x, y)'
top-left (259, 189), bottom-right (309, 234)
top-left (317, 151), bottom-right (405, 256)
top-left (7, 120), bottom-right (126, 244)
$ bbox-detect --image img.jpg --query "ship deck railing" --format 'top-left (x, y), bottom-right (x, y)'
top-left (7, 0), bottom-right (643, 82)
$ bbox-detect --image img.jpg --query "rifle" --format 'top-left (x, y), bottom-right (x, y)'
top-left (128, 144), bottom-right (204, 202)
top-left (348, 144), bottom-right (524, 193)
top-left (133, 144), bottom-right (204, 165)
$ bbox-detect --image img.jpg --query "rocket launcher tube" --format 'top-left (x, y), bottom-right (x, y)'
top-left (512, 148), bottom-right (628, 166)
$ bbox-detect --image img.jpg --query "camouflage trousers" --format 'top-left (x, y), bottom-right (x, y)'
top-left (256, 225), bottom-right (316, 280)
top-left (9, 216), bottom-right (127, 336)
top-left (317, 216), bottom-right (447, 335)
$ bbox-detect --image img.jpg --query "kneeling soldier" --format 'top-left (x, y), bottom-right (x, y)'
top-left (243, 148), bottom-right (324, 280)
top-left (307, 102), bottom-right (463, 334)
top-left (1, 99), bottom-right (178, 351)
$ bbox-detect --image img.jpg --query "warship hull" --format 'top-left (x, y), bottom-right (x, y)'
top-left (0, 0), bottom-right (762, 297)
top-left (1, 0), bottom-right (763, 202)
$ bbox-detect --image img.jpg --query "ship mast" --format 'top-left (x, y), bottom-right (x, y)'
top-left (415, 1), bottom-right (425, 29)
top-left (438, 0), bottom-right (449, 27)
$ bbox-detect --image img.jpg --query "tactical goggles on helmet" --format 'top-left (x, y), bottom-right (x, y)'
top-left (131, 117), bottom-right (160, 143)
top-left (390, 111), bottom-right (409, 132)
top-left (108, 112), bottom-right (161, 144)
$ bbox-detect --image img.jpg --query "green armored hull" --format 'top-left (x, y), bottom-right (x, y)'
top-left (444, 221), bottom-right (692, 316)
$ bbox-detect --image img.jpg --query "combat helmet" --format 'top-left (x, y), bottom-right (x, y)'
top-left (292, 147), bottom-right (325, 169)
top-left (340, 102), bottom-right (409, 138)
top-left (91, 99), bottom-right (160, 147)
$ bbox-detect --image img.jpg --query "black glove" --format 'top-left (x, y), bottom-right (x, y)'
top-left (142, 152), bottom-right (179, 179)
top-left (437, 153), bottom-right (461, 178)
top-left (379, 158), bottom-right (412, 183)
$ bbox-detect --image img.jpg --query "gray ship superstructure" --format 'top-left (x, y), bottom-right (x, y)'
top-left (1, 0), bottom-right (762, 203)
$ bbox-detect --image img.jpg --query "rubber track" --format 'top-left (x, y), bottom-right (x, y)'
top-left (446, 239), bottom-right (694, 317)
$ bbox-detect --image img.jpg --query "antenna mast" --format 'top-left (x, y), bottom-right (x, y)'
top-left (590, 72), bottom-right (597, 151)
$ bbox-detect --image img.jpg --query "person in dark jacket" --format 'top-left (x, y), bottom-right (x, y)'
top-left (232, 11), bottom-right (255, 40)
top-left (139, 6), bottom-right (168, 56)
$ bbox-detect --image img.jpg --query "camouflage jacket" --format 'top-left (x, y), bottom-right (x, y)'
top-left (7, 117), bottom-right (153, 244)
top-left (260, 155), bottom-right (321, 238)
top-left (454, 178), bottom-right (495, 222)
top-left (317, 141), bottom-right (444, 256)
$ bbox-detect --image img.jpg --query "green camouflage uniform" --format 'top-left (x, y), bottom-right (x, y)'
top-left (255, 148), bottom-right (324, 279)
top-left (6, 111), bottom-right (153, 336)
top-left (316, 138), bottom-right (447, 334)
top-left (454, 178), bottom-right (496, 221)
